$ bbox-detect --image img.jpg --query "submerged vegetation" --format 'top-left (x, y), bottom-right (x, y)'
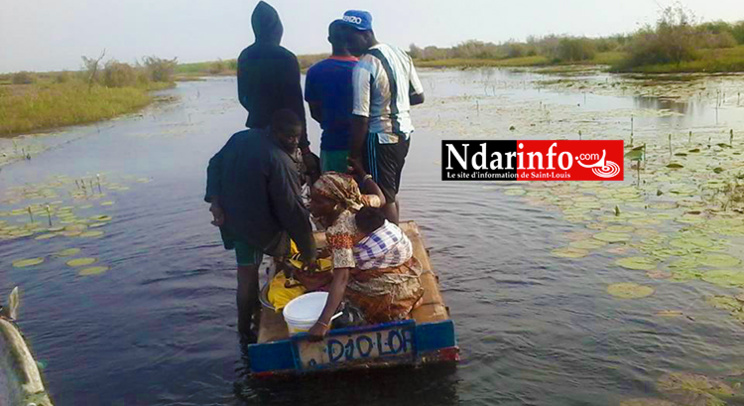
top-left (0, 55), bottom-right (176, 136)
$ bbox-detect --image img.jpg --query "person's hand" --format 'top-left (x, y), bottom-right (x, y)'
top-left (318, 247), bottom-right (331, 259)
top-left (347, 157), bottom-right (366, 178)
top-left (308, 321), bottom-right (329, 341)
top-left (301, 252), bottom-right (318, 273)
top-left (302, 152), bottom-right (320, 184)
top-left (209, 202), bottom-right (224, 227)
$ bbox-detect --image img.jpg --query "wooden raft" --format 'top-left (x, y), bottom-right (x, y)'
top-left (257, 220), bottom-right (449, 343)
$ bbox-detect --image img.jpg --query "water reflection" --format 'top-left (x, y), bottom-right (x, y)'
top-left (236, 358), bottom-right (460, 406)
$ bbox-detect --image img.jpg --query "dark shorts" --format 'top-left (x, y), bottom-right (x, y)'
top-left (362, 133), bottom-right (410, 204)
top-left (234, 241), bottom-right (263, 267)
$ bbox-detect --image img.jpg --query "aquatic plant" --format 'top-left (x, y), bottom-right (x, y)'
top-left (607, 282), bottom-right (655, 299)
top-left (657, 372), bottom-right (736, 406)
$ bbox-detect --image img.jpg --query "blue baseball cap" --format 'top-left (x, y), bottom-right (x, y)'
top-left (336, 10), bottom-right (372, 31)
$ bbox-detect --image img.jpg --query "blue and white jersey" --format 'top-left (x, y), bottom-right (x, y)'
top-left (352, 44), bottom-right (424, 143)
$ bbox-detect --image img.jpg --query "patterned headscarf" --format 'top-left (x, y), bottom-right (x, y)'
top-left (312, 172), bottom-right (364, 212)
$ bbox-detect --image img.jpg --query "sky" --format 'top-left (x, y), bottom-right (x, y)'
top-left (1, 0), bottom-right (743, 73)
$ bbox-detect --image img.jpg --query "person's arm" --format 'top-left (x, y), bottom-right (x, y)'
top-left (410, 92), bottom-right (425, 106)
top-left (237, 53), bottom-right (250, 111)
top-left (304, 69), bottom-right (323, 124)
top-left (349, 115), bottom-right (369, 163)
top-left (206, 138), bottom-right (232, 226)
top-left (308, 102), bottom-right (323, 124)
top-left (308, 267), bottom-right (349, 340)
top-left (359, 177), bottom-right (386, 207)
top-left (349, 60), bottom-right (373, 161)
top-left (408, 56), bottom-right (425, 106)
top-left (267, 155), bottom-right (317, 262)
top-left (347, 157), bottom-right (386, 207)
top-left (283, 54), bottom-right (309, 150)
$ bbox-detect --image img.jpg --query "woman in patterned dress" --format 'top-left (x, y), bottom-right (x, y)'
top-left (307, 172), bottom-right (424, 340)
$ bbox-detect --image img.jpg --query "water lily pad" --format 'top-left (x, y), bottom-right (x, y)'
top-left (100, 201), bottom-right (115, 206)
top-left (697, 254), bottom-right (740, 268)
top-left (675, 215), bottom-right (705, 225)
top-left (671, 269), bottom-right (703, 282)
top-left (34, 233), bottom-right (57, 240)
top-left (64, 224), bottom-right (87, 232)
top-left (56, 248), bottom-right (81, 257)
top-left (628, 218), bottom-right (661, 226)
top-left (66, 257), bottom-right (97, 267)
top-left (707, 295), bottom-right (742, 311)
top-left (90, 215), bottom-right (112, 222)
top-left (78, 266), bottom-right (109, 276)
top-left (8, 230), bottom-right (34, 238)
top-left (569, 239), bottom-right (607, 250)
top-left (649, 202), bottom-right (677, 210)
top-left (593, 232), bottom-right (631, 243)
top-left (607, 283), bottom-right (654, 299)
top-left (669, 237), bottom-right (719, 251)
top-left (647, 270), bottom-right (672, 279)
top-left (564, 231), bottom-right (594, 241)
top-left (701, 270), bottom-right (744, 288)
top-left (616, 256), bottom-right (658, 270)
top-left (607, 246), bottom-right (633, 255)
top-left (12, 258), bottom-right (44, 268)
top-left (606, 225), bottom-right (635, 233)
top-left (551, 247), bottom-right (589, 258)
top-left (634, 229), bottom-right (659, 238)
top-left (79, 231), bottom-right (104, 238)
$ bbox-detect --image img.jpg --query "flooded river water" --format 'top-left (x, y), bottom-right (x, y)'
top-left (2, 68), bottom-right (744, 405)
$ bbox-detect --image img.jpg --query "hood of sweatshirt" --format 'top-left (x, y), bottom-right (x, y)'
top-left (252, 1), bottom-right (283, 45)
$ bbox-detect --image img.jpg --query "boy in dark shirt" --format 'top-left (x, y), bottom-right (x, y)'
top-left (206, 109), bottom-right (316, 340)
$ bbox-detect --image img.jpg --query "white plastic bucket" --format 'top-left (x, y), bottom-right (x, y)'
top-left (282, 292), bottom-right (328, 335)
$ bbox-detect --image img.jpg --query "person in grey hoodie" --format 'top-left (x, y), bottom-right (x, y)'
top-left (238, 1), bottom-right (319, 181)
top-left (206, 109), bottom-right (316, 340)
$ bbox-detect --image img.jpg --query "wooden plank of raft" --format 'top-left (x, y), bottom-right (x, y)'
top-left (258, 307), bottom-right (289, 343)
top-left (402, 222), bottom-right (449, 323)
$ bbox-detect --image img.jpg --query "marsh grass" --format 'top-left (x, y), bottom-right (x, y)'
top-left (1, 55), bottom-right (176, 136)
top-left (415, 55), bottom-right (550, 68)
top-left (0, 79), bottom-right (173, 136)
top-left (414, 52), bottom-right (627, 69)
top-left (175, 53), bottom-right (327, 79)
top-left (613, 45), bottom-right (744, 73)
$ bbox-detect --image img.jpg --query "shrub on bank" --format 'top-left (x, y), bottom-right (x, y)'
top-left (209, 59), bottom-right (226, 74)
top-left (55, 71), bottom-right (73, 83)
top-left (143, 56), bottom-right (177, 83)
top-left (103, 60), bottom-right (137, 88)
top-left (622, 6), bottom-right (699, 69)
top-left (12, 72), bottom-right (36, 85)
top-left (733, 22), bottom-right (744, 44)
top-left (553, 37), bottom-right (596, 62)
